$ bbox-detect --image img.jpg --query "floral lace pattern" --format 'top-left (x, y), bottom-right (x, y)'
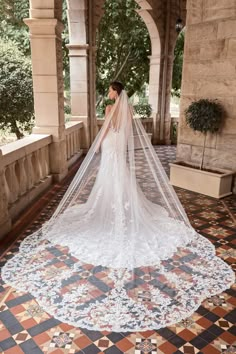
top-left (2, 233), bottom-right (234, 331)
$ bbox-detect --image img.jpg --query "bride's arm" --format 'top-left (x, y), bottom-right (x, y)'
top-left (105, 104), bottom-right (113, 117)
top-left (95, 105), bottom-right (113, 153)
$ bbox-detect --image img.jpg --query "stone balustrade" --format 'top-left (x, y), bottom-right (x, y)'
top-left (65, 121), bottom-right (84, 167)
top-left (97, 117), bottom-right (178, 144)
top-left (0, 122), bottom-right (84, 239)
top-left (97, 117), bottom-right (154, 133)
top-left (141, 118), bottom-right (154, 134)
top-left (0, 134), bottom-right (52, 238)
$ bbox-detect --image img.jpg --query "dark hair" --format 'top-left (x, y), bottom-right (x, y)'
top-left (110, 81), bottom-right (124, 96)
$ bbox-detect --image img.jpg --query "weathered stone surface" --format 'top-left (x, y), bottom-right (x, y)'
top-left (200, 39), bottom-right (228, 60)
top-left (203, 9), bottom-right (236, 22)
top-left (178, 127), bottom-right (205, 146)
top-left (179, 2), bottom-right (236, 187)
top-left (176, 143), bottom-right (192, 161)
top-left (183, 61), bottom-right (236, 79)
top-left (228, 38), bottom-right (236, 57)
top-left (191, 146), bottom-right (204, 165)
top-left (186, 0), bottom-right (203, 25)
top-left (216, 134), bottom-right (236, 151)
top-left (187, 23), bottom-right (217, 42)
top-left (180, 79), bottom-right (197, 96)
top-left (222, 118), bottom-right (236, 133)
top-left (205, 134), bottom-right (217, 149)
top-left (202, 148), bottom-right (236, 170)
top-left (204, 0), bottom-right (235, 9)
top-left (184, 42), bottom-right (201, 60)
top-left (182, 78), bottom-right (236, 97)
top-left (217, 19), bottom-right (236, 39)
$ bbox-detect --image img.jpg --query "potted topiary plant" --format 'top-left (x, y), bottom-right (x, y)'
top-left (170, 99), bottom-right (234, 198)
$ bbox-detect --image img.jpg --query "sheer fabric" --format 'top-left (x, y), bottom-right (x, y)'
top-left (2, 91), bottom-right (234, 331)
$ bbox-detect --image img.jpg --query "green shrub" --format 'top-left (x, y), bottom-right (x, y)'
top-left (64, 104), bottom-right (71, 115)
top-left (0, 40), bottom-right (34, 139)
top-left (133, 103), bottom-right (152, 119)
top-left (185, 99), bottom-right (223, 134)
top-left (185, 99), bottom-right (224, 169)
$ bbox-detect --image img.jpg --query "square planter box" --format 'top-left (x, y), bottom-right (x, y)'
top-left (170, 161), bottom-right (234, 198)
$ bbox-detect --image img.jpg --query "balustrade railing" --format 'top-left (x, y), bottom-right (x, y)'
top-left (65, 121), bottom-right (83, 163)
top-left (0, 122), bottom-right (84, 239)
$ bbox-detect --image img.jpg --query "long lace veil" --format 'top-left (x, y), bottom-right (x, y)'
top-left (1, 90), bottom-right (234, 332)
top-left (43, 90), bottom-right (191, 236)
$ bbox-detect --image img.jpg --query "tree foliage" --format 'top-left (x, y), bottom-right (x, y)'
top-left (133, 103), bottom-right (152, 119)
top-left (0, 0), bottom-right (70, 88)
top-left (0, 0), bottom-right (185, 123)
top-left (185, 98), bottom-right (224, 169)
top-left (96, 0), bottom-right (151, 102)
top-left (185, 99), bottom-right (224, 134)
top-left (0, 40), bottom-right (34, 138)
top-left (172, 30), bottom-right (185, 97)
top-left (0, 0), bottom-right (30, 55)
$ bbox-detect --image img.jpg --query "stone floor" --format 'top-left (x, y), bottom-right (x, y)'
top-left (0, 146), bottom-right (235, 354)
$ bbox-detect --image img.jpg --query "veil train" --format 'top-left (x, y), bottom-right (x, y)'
top-left (1, 91), bottom-right (234, 332)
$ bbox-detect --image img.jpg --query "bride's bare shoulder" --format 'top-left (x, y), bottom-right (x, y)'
top-left (105, 104), bottom-right (113, 117)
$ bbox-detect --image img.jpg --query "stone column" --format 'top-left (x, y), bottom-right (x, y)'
top-left (66, 0), bottom-right (90, 150)
top-left (24, 4), bottom-right (68, 182)
top-left (0, 151), bottom-right (11, 239)
top-left (164, 53), bottom-right (175, 145)
top-left (148, 55), bottom-right (161, 143)
top-left (88, 0), bottom-right (98, 143)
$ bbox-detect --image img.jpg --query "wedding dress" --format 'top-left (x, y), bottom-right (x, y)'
top-left (1, 91), bottom-right (234, 332)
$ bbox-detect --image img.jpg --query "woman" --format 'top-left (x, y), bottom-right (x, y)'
top-left (2, 81), bottom-right (234, 332)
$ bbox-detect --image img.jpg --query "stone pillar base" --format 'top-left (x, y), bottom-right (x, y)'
top-left (0, 218), bottom-right (12, 240)
top-left (70, 116), bottom-right (90, 150)
top-left (152, 113), bottom-right (160, 145)
top-left (49, 140), bottom-right (68, 182)
top-left (0, 150), bottom-right (12, 239)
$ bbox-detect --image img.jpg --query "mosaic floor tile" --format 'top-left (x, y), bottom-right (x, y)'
top-left (12, 330), bottom-right (31, 344)
top-left (135, 337), bottom-right (157, 353)
top-left (113, 337), bottom-right (134, 352)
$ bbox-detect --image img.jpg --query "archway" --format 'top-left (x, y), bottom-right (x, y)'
top-left (136, 5), bottom-right (161, 143)
top-left (66, 0), bottom-right (161, 144)
top-left (170, 27), bottom-right (185, 144)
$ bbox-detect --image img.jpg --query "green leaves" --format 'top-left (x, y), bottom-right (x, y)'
top-left (185, 99), bottom-right (224, 134)
top-left (0, 0), bottom-right (70, 89)
top-left (133, 103), bottom-right (152, 119)
top-left (96, 0), bottom-right (151, 102)
top-left (0, 0), bottom-right (30, 56)
top-left (0, 40), bottom-right (34, 139)
top-left (172, 30), bottom-right (185, 97)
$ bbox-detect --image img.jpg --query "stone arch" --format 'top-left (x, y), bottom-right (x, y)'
top-left (135, 4), bottom-right (161, 142)
top-left (94, 0), bottom-right (161, 141)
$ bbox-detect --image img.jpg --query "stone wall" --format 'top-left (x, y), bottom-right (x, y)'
top-left (177, 0), bottom-right (236, 191)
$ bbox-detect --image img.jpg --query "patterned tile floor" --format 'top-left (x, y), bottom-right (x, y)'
top-left (0, 146), bottom-right (235, 354)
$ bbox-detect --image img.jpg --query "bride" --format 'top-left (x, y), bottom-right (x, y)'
top-left (2, 81), bottom-right (234, 332)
